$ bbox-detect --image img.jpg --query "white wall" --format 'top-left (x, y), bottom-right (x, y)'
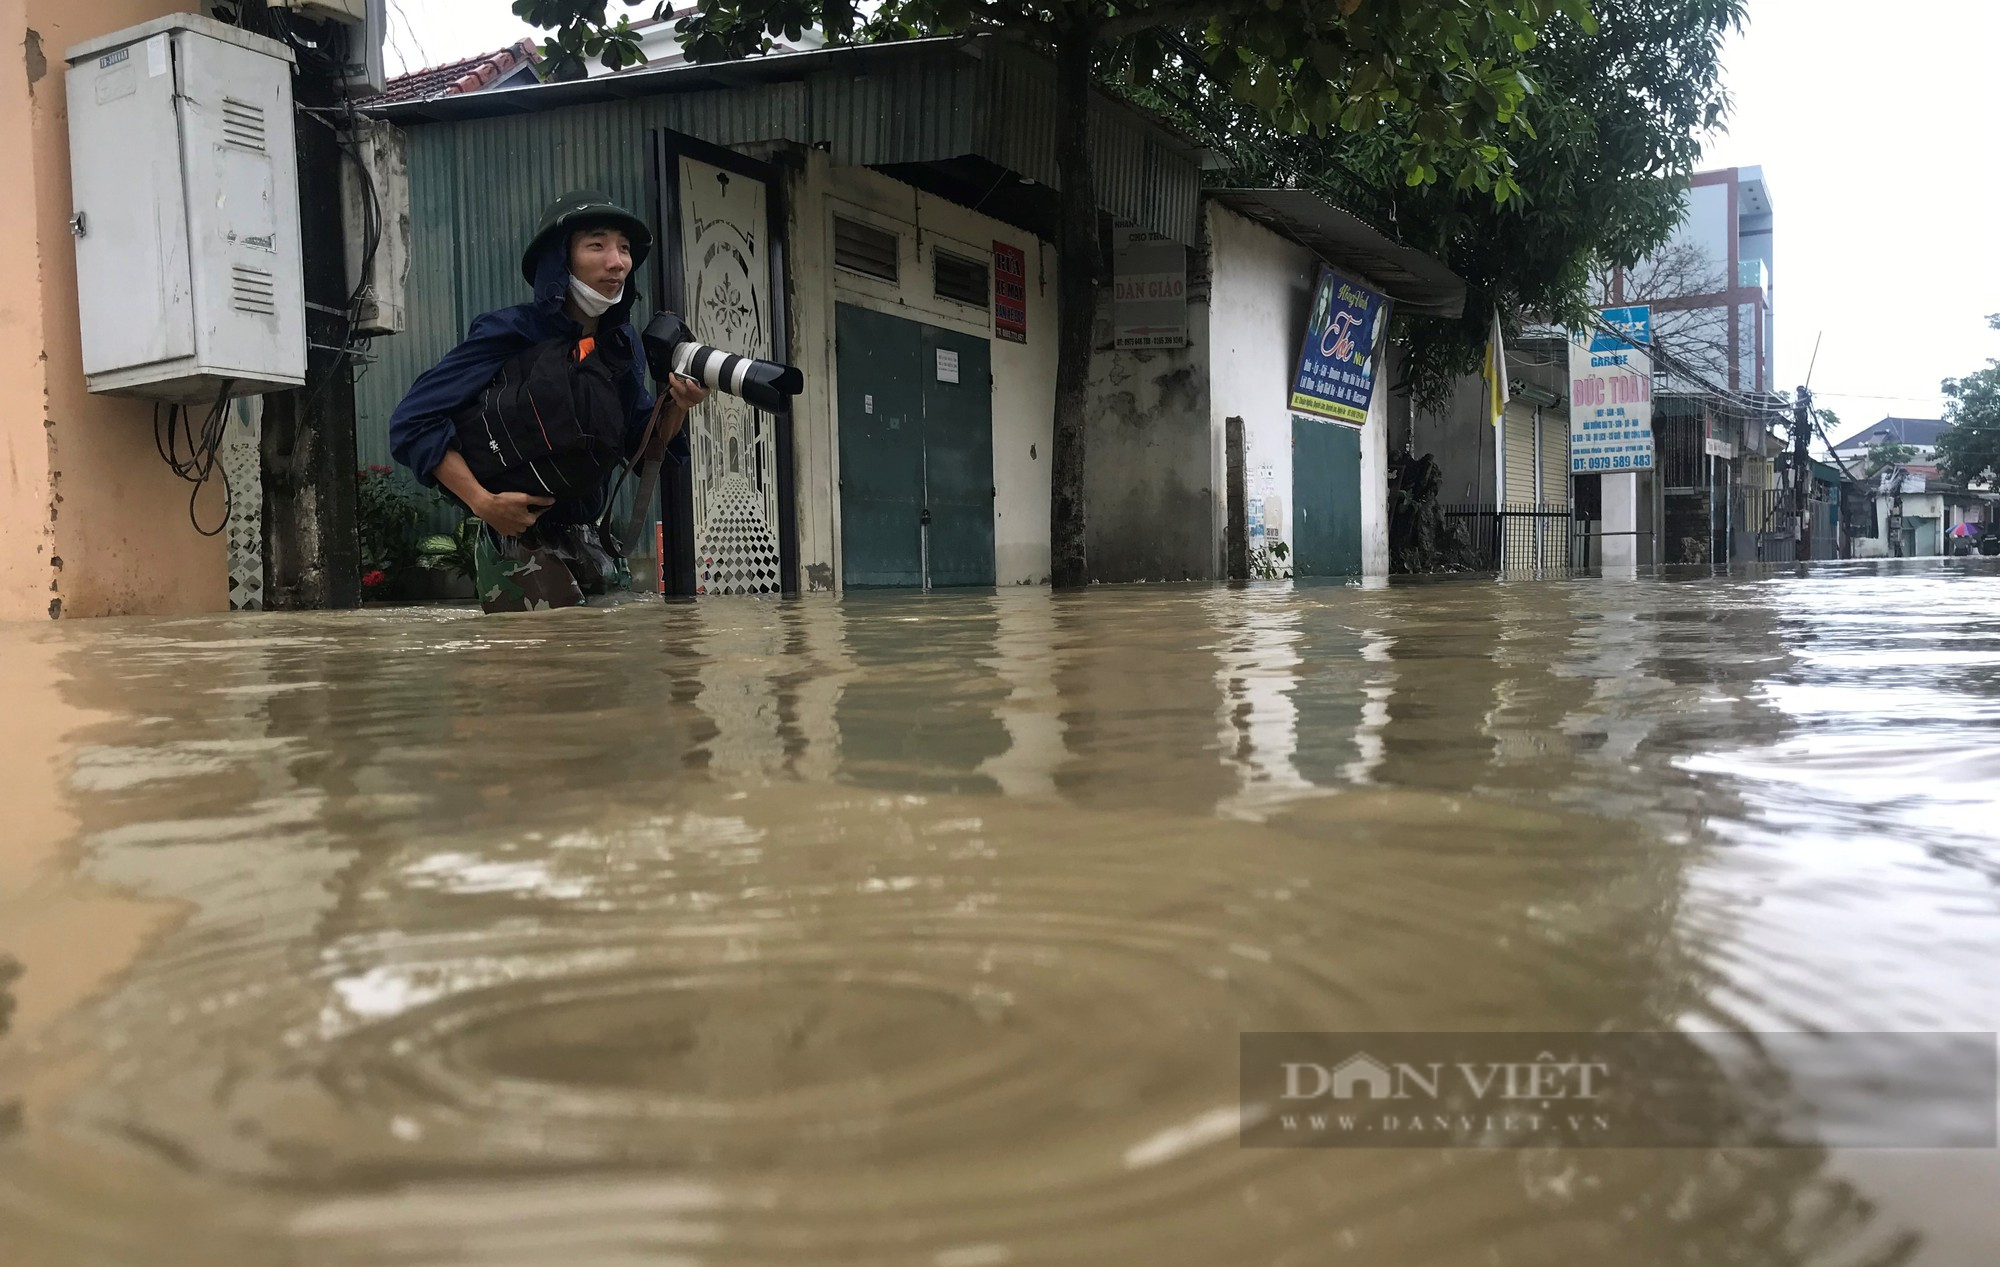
top-left (1603, 471), bottom-right (1641, 571)
top-left (784, 152), bottom-right (1059, 589)
top-left (1360, 364), bottom-right (1388, 576)
top-left (1206, 204), bottom-right (1310, 569)
top-left (1663, 181), bottom-right (1731, 285)
top-left (1905, 493), bottom-right (1945, 554)
top-left (1207, 204), bottom-right (1388, 576)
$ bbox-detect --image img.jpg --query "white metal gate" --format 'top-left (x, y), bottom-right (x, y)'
top-left (677, 154), bottom-right (782, 595)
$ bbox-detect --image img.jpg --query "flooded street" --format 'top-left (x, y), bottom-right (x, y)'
top-left (3, 561), bottom-right (1997, 1265)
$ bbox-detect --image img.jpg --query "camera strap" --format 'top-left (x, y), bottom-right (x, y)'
top-left (601, 394), bottom-right (675, 583)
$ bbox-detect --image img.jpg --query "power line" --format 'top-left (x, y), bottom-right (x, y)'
top-left (1812, 409), bottom-right (1862, 482)
top-left (1809, 390), bottom-right (1946, 405)
top-left (1583, 312), bottom-right (1787, 417)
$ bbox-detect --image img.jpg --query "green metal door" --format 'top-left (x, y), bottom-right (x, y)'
top-left (921, 324), bottom-right (996, 587)
top-left (836, 303), bottom-right (927, 587)
top-left (1293, 417), bottom-right (1363, 577)
top-left (836, 303), bottom-right (996, 589)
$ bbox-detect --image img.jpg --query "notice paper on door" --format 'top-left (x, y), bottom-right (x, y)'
top-left (936, 349), bottom-right (960, 384)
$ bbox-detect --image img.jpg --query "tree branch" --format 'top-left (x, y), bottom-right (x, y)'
top-left (959, 0), bottom-right (1050, 37)
top-left (1101, 1), bottom-right (1216, 40)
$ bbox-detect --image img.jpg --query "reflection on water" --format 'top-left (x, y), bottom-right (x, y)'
top-left (3, 560), bottom-right (1998, 1265)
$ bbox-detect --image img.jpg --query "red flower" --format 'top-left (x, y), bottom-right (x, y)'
top-left (361, 569), bottom-right (388, 588)
top-left (365, 464), bottom-right (393, 475)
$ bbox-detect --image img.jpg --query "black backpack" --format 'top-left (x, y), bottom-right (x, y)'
top-left (453, 334), bottom-right (631, 501)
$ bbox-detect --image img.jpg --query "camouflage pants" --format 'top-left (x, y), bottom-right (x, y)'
top-left (474, 523), bottom-right (631, 614)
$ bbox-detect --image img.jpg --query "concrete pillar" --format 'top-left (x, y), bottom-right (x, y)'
top-left (0, 1), bottom-right (228, 621)
top-left (1361, 368), bottom-right (1389, 577)
top-left (1603, 471), bottom-right (1640, 573)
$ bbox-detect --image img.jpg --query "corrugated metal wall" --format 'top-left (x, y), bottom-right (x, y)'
top-left (355, 48), bottom-right (1203, 514)
top-left (809, 54), bottom-right (977, 168)
top-left (355, 83), bottom-right (813, 472)
top-left (977, 47), bottom-right (1199, 247)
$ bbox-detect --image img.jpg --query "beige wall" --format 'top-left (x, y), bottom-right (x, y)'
top-left (0, 1), bottom-right (228, 622)
top-left (786, 153), bottom-right (1060, 589)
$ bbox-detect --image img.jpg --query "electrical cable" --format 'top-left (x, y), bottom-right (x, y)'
top-left (1583, 312), bottom-right (1789, 418)
top-left (286, 94), bottom-right (385, 425)
top-left (154, 382), bottom-right (238, 536)
top-left (1813, 411), bottom-right (1864, 483)
top-left (1810, 389), bottom-right (1951, 405)
top-left (266, 6), bottom-right (348, 81)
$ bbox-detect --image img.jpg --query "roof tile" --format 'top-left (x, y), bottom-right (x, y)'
top-left (362, 37), bottom-right (542, 107)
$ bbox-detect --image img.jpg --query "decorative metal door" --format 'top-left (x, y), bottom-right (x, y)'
top-left (650, 131), bottom-right (794, 597)
top-left (679, 154), bottom-right (780, 593)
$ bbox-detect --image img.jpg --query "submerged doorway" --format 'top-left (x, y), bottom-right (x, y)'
top-left (835, 302), bottom-right (996, 588)
top-left (1292, 416), bottom-right (1362, 577)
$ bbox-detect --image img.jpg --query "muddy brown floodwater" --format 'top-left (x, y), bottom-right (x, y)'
top-left (2, 560), bottom-right (1998, 1266)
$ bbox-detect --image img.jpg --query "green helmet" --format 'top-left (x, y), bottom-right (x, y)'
top-left (521, 189), bottom-right (653, 284)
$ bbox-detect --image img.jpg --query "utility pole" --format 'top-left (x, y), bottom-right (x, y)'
top-left (1793, 385), bottom-right (1813, 562)
top-left (244, 0), bottom-right (362, 610)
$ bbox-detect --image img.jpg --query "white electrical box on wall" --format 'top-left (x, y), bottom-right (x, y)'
top-left (65, 14), bottom-right (305, 403)
top-left (270, 0), bottom-right (387, 96)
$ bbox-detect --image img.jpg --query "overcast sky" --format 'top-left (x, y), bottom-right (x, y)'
top-left (383, 0), bottom-right (534, 78)
top-left (387, 0), bottom-right (1999, 440)
top-left (1701, 0), bottom-right (2000, 438)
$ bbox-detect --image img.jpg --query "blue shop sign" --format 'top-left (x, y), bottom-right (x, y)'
top-left (1290, 267), bottom-right (1391, 426)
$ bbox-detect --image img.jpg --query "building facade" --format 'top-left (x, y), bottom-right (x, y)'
top-left (1851, 465), bottom-right (1991, 559)
top-left (357, 39), bottom-right (1454, 595)
top-left (1618, 166), bottom-right (1784, 567)
top-left (1616, 165), bottom-right (1775, 396)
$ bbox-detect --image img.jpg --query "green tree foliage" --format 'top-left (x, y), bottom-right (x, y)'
top-left (512, 1), bottom-right (649, 78)
top-left (1938, 315), bottom-right (2000, 486)
top-left (1116, 1), bottom-right (1741, 406)
top-left (1863, 438), bottom-right (1916, 476)
top-left (513, 0), bottom-right (1590, 585)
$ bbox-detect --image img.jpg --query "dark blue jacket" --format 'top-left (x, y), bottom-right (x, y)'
top-left (388, 238), bottom-right (688, 526)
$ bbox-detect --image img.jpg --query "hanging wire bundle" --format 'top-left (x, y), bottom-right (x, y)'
top-left (154, 382), bottom-right (238, 537)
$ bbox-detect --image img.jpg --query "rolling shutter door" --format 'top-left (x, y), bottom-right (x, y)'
top-left (1539, 408), bottom-right (1571, 507)
top-left (1501, 402), bottom-right (1537, 505)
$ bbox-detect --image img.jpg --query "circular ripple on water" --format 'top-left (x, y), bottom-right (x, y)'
top-left (17, 786), bottom-right (1882, 1265)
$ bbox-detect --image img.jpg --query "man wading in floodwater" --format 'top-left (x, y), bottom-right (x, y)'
top-left (388, 191), bottom-right (707, 612)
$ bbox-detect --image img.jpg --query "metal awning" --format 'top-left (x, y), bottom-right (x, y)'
top-left (1207, 188), bottom-right (1466, 318)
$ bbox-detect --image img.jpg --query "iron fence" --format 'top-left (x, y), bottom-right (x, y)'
top-left (1443, 503), bottom-right (1587, 573)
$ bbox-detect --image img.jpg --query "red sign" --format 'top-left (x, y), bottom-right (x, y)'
top-left (993, 241), bottom-right (1027, 343)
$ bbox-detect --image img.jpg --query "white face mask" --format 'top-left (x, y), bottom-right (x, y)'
top-left (569, 274), bottom-right (623, 319)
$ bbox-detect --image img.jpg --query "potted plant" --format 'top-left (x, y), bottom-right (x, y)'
top-left (415, 517), bottom-right (483, 598)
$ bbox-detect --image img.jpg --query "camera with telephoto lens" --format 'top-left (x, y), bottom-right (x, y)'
top-left (642, 312), bottom-right (804, 411)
